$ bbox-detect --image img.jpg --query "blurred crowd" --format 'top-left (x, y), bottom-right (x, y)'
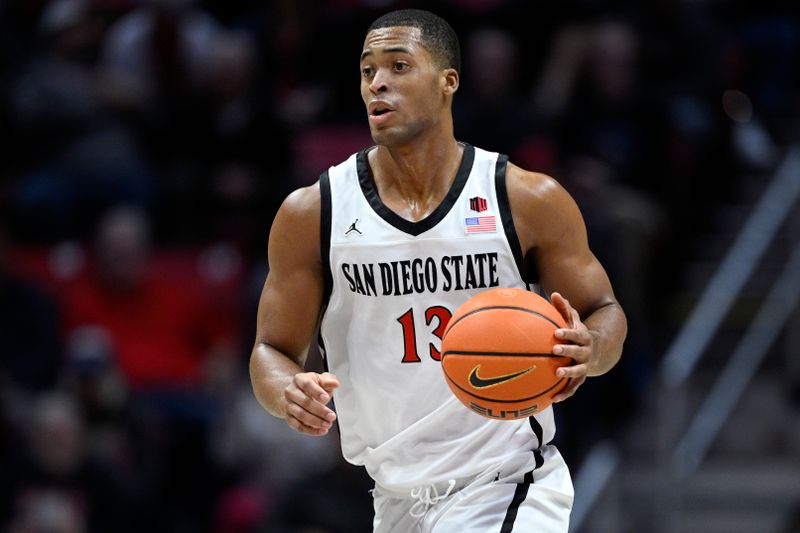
top-left (0, 0), bottom-right (798, 531)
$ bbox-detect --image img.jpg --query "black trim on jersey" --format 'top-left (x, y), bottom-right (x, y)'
top-left (495, 154), bottom-right (539, 284)
top-left (356, 143), bottom-right (475, 236)
top-left (529, 417), bottom-right (546, 470)
top-left (529, 416), bottom-right (544, 449)
top-left (319, 171), bottom-right (333, 304)
top-left (317, 172), bottom-right (338, 434)
top-left (500, 471), bottom-right (534, 533)
top-left (315, 329), bottom-right (339, 434)
top-left (316, 326), bottom-right (331, 374)
top-left (528, 416), bottom-right (544, 470)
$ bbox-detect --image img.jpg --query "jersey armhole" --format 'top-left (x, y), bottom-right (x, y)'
top-left (494, 155), bottom-right (539, 285)
top-left (317, 171), bottom-right (333, 375)
top-left (319, 170), bottom-right (333, 305)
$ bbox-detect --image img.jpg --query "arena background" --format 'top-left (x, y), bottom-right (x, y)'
top-left (0, 0), bottom-right (798, 532)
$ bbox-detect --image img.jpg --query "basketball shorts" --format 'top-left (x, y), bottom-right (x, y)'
top-left (371, 444), bottom-right (573, 533)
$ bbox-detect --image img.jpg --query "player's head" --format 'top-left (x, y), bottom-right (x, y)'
top-left (361, 9), bottom-right (461, 146)
top-left (367, 10), bottom-right (461, 75)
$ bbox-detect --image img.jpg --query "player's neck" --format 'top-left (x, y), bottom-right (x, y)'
top-left (370, 135), bottom-right (463, 220)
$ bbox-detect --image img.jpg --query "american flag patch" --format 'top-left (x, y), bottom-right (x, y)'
top-left (465, 216), bottom-right (497, 234)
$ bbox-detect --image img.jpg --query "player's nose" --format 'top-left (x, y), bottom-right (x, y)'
top-left (369, 69), bottom-right (390, 94)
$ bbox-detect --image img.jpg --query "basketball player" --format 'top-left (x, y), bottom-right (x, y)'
top-left (250, 9), bottom-right (627, 532)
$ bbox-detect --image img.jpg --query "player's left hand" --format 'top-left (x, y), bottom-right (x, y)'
top-left (549, 291), bottom-right (598, 402)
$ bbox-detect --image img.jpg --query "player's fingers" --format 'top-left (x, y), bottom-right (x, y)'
top-left (285, 383), bottom-right (337, 422)
top-left (550, 292), bottom-right (570, 321)
top-left (554, 327), bottom-right (592, 346)
top-left (568, 306), bottom-right (581, 328)
top-left (550, 292), bottom-right (578, 328)
top-left (319, 372), bottom-right (341, 396)
top-left (294, 372), bottom-right (333, 404)
top-left (553, 342), bottom-right (590, 362)
top-left (556, 362), bottom-right (588, 379)
top-left (285, 412), bottom-right (330, 436)
top-left (285, 401), bottom-right (334, 430)
top-left (286, 413), bottom-right (325, 435)
top-left (553, 376), bottom-right (586, 403)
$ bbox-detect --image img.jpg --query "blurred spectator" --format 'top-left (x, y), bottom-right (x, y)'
top-left (454, 27), bottom-right (539, 158)
top-left (266, 454), bottom-right (374, 533)
top-left (0, 393), bottom-right (136, 532)
top-left (59, 326), bottom-right (131, 469)
top-left (7, 490), bottom-right (87, 533)
top-left (532, 18), bottom-right (661, 188)
top-left (636, 2), bottom-right (739, 236)
top-left (99, 0), bottom-right (222, 120)
top-left (168, 29), bottom-right (291, 250)
top-left (98, 0), bottom-right (224, 243)
top-left (9, 0), bottom-right (154, 242)
top-left (0, 221), bottom-right (61, 394)
top-left (208, 381), bottom-right (342, 531)
top-left (99, 2), bottom-right (291, 248)
top-left (729, 8), bottom-right (800, 138)
top-left (55, 205), bottom-right (245, 531)
top-left (59, 205), bottom-right (235, 388)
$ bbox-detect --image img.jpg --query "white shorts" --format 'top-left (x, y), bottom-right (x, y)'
top-left (372, 445), bottom-right (574, 533)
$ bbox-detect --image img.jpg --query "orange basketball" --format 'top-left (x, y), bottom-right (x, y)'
top-left (441, 287), bottom-right (573, 420)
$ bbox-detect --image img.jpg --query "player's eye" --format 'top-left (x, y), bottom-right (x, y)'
top-left (361, 66), bottom-right (373, 78)
top-left (393, 61), bottom-right (409, 72)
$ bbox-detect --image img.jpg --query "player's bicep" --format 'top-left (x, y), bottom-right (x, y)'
top-left (509, 166), bottom-right (617, 317)
top-left (255, 186), bottom-right (324, 363)
top-left (537, 195), bottom-right (617, 316)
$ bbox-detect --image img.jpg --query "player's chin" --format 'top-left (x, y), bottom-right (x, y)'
top-left (369, 125), bottom-right (413, 147)
top-left (368, 128), bottom-right (394, 146)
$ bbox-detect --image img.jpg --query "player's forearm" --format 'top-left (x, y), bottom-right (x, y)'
top-left (583, 302), bottom-right (627, 376)
top-left (249, 342), bottom-right (304, 419)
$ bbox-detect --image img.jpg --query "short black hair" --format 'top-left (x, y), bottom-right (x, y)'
top-left (367, 9), bottom-right (461, 74)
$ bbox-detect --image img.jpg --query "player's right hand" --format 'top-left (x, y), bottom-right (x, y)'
top-left (283, 371), bottom-right (340, 436)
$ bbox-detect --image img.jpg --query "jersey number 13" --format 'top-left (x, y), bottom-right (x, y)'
top-left (396, 306), bottom-right (452, 363)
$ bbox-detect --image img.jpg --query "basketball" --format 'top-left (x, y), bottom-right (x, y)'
top-left (441, 287), bottom-right (573, 420)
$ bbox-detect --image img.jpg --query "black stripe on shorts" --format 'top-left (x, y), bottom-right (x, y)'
top-left (500, 471), bottom-right (534, 533)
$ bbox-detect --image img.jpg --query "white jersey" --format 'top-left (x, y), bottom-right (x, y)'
top-left (319, 143), bottom-right (559, 493)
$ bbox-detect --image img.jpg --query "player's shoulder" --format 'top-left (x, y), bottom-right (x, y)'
top-left (279, 183), bottom-right (321, 221)
top-left (504, 162), bottom-right (585, 251)
top-left (269, 183), bottom-right (322, 264)
top-left (271, 183), bottom-right (321, 244)
top-left (505, 162), bottom-right (572, 212)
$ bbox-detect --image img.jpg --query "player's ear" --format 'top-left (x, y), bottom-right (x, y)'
top-left (442, 68), bottom-right (459, 95)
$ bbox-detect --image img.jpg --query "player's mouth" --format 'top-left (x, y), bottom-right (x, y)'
top-left (368, 102), bottom-right (396, 124)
